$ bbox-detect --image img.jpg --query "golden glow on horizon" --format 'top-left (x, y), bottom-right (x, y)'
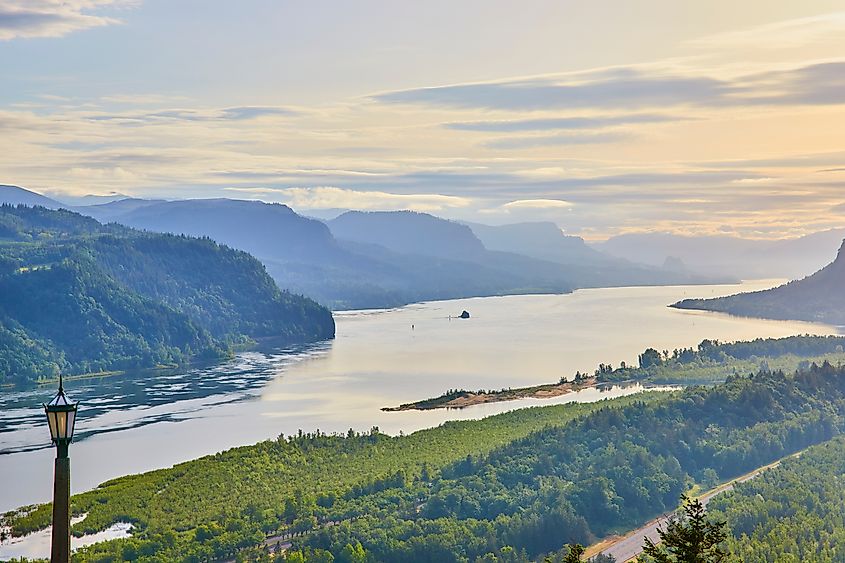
top-left (2, 4), bottom-right (845, 239)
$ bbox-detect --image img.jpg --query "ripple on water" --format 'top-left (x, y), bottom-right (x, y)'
top-left (0, 516), bottom-right (133, 560)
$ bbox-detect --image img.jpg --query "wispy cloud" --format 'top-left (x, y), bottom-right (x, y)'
top-left (4, 6), bottom-right (845, 240)
top-left (502, 199), bottom-right (573, 209)
top-left (483, 131), bottom-right (631, 149)
top-left (219, 106), bottom-right (296, 120)
top-left (375, 68), bottom-right (729, 111)
top-left (479, 198), bottom-right (574, 215)
top-left (687, 11), bottom-right (845, 50)
top-left (446, 113), bottom-right (682, 132)
top-left (694, 152), bottom-right (845, 170)
top-left (85, 105), bottom-right (295, 123)
top-left (0, 1), bottom-right (132, 40)
top-left (224, 186), bottom-right (472, 212)
top-left (375, 61), bottom-right (845, 111)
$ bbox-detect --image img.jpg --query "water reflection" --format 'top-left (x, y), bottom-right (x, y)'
top-left (0, 344), bottom-right (330, 457)
top-left (1, 280), bottom-right (840, 513)
top-left (0, 515), bottom-right (132, 560)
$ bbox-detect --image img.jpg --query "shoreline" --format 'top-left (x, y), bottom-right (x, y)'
top-left (2, 336), bottom-right (321, 392)
top-left (382, 377), bottom-right (600, 411)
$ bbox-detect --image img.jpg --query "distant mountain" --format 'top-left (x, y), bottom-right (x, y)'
top-left (328, 210), bottom-right (575, 288)
top-left (53, 192), bottom-right (130, 206)
top-left (74, 197), bottom-right (165, 222)
top-left (77, 199), bottom-right (742, 309)
top-left (672, 240), bottom-right (845, 325)
top-left (466, 221), bottom-right (729, 287)
top-left (467, 221), bottom-right (601, 263)
top-left (114, 198), bottom-right (345, 262)
top-left (0, 205), bottom-right (334, 386)
top-left (0, 185), bottom-right (63, 209)
top-left (86, 200), bottom-right (575, 309)
top-left (596, 230), bottom-right (845, 280)
top-left (102, 199), bottom-right (413, 309)
top-left (330, 210), bottom-right (486, 260)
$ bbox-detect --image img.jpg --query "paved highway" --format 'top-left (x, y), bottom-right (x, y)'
top-left (596, 455), bottom-right (793, 562)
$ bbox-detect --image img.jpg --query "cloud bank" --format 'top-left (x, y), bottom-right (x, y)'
top-left (224, 186), bottom-right (472, 212)
top-left (0, 1), bottom-right (130, 40)
top-left (375, 62), bottom-right (845, 110)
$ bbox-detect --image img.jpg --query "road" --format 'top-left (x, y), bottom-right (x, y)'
top-left (593, 453), bottom-right (798, 562)
top-left (237, 452), bottom-right (799, 563)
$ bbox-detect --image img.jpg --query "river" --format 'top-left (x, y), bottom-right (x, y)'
top-left (0, 280), bottom-right (840, 519)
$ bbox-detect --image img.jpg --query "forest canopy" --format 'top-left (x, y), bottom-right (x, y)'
top-left (0, 205), bottom-right (334, 385)
top-left (8, 362), bottom-right (845, 561)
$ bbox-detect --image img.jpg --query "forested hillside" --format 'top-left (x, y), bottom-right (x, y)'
top-left (0, 205), bottom-right (334, 385)
top-left (673, 240), bottom-right (845, 324)
top-left (8, 363), bottom-right (845, 561)
top-left (0, 184), bottom-right (63, 209)
top-left (69, 193), bottom-right (722, 310)
top-left (710, 435), bottom-right (845, 562)
top-left (83, 198), bottom-right (577, 309)
top-left (597, 335), bottom-right (845, 384)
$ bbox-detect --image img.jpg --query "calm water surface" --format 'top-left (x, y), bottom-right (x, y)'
top-left (0, 280), bottom-right (840, 516)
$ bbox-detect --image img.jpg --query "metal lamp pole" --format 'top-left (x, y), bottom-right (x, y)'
top-left (43, 374), bottom-right (79, 563)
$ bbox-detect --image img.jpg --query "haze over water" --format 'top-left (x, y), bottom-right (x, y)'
top-left (1, 280), bottom-right (839, 514)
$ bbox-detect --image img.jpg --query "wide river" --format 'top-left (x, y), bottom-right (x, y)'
top-left (0, 280), bottom-right (841, 517)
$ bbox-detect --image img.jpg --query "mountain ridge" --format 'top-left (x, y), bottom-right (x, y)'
top-left (0, 204), bottom-right (334, 385)
top-left (672, 239), bottom-right (845, 325)
top-left (0, 184), bottom-right (63, 209)
top-left (596, 230), bottom-right (845, 279)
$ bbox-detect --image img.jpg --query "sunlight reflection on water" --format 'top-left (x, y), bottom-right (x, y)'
top-left (1, 280), bottom-right (839, 517)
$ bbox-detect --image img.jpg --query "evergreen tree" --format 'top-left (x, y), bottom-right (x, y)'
top-left (562, 544), bottom-right (585, 563)
top-left (639, 496), bottom-right (730, 562)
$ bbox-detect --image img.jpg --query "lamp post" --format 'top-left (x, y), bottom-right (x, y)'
top-left (43, 374), bottom-right (78, 563)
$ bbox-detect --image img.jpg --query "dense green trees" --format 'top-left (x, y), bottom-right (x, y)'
top-left (639, 497), bottom-right (729, 562)
top-left (672, 241), bottom-right (845, 325)
top-left (0, 205), bottom-right (334, 385)
top-left (598, 335), bottom-right (845, 384)
top-left (707, 435), bottom-right (845, 562)
top-left (269, 363), bottom-right (845, 562)
top-left (7, 363), bottom-right (845, 561)
top-left (398, 335), bottom-right (845, 415)
top-left (5, 396), bottom-right (659, 561)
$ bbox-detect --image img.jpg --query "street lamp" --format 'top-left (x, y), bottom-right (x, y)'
top-left (44, 374), bottom-right (78, 563)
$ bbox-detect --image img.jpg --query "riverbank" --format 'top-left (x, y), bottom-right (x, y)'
top-left (2, 284), bottom-right (832, 516)
top-left (382, 377), bottom-right (599, 411)
top-left (1, 338), bottom-right (280, 392)
top-left (1, 393), bottom-right (668, 560)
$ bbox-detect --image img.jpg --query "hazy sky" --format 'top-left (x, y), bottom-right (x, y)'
top-left (2, 1), bottom-right (845, 239)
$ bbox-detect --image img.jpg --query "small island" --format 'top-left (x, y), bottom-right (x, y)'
top-left (382, 376), bottom-right (597, 411)
top-left (383, 335), bottom-right (845, 412)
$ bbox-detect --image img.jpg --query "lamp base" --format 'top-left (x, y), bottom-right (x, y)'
top-left (51, 455), bottom-right (71, 563)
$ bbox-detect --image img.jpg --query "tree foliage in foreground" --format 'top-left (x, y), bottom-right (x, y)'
top-left (4, 362), bottom-right (839, 561)
top-left (639, 496), bottom-right (730, 563)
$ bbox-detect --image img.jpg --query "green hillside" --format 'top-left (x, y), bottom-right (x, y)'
top-left (0, 205), bottom-right (334, 385)
top-left (672, 240), bottom-right (845, 325)
top-left (710, 435), bottom-right (845, 562)
top-left (7, 362), bottom-right (845, 561)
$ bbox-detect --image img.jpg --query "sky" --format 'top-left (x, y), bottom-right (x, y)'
top-left (1, 0), bottom-right (845, 239)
